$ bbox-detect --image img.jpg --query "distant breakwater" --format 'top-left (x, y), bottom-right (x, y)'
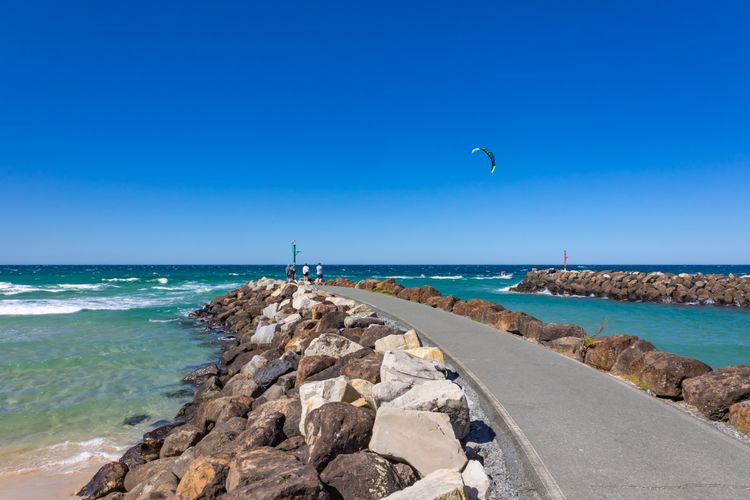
top-left (511, 268), bottom-right (750, 307)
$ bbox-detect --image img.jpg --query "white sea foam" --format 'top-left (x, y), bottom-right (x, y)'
top-left (57, 283), bottom-right (108, 291)
top-left (373, 274), bottom-right (426, 280)
top-left (228, 272), bottom-right (239, 276)
top-left (0, 296), bottom-right (175, 316)
top-left (152, 282), bottom-right (241, 293)
top-left (495, 285), bottom-right (513, 292)
top-left (148, 318), bottom-right (179, 323)
top-left (741, 275), bottom-right (750, 279)
top-left (429, 275), bottom-right (464, 280)
top-left (0, 437), bottom-right (129, 475)
top-left (155, 278), bottom-right (169, 284)
top-left (102, 277), bottom-right (140, 282)
top-left (472, 273), bottom-right (514, 280)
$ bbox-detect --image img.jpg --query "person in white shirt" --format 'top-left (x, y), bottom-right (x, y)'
top-left (315, 263), bottom-right (323, 284)
top-left (302, 264), bottom-right (310, 282)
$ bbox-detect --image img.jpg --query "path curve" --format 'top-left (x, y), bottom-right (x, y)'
top-left (324, 286), bottom-right (750, 500)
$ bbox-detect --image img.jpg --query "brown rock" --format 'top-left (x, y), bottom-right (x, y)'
top-left (296, 355), bottom-right (337, 387)
top-left (175, 454), bottom-right (230, 500)
top-left (452, 298), bottom-right (503, 322)
top-left (584, 334), bottom-right (638, 371)
top-left (192, 417), bottom-right (246, 457)
top-left (142, 423), bottom-right (182, 452)
top-left (637, 351), bottom-right (712, 398)
top-left (124, 468), bottom-right (178, 499)
top-left (415, 285), bottom-right (441, 303)
top-left (423, 295), bottom-right (457, 311)
top-left (491, 311), bottom-right (538, 335)
top-left (548, 336), bottom-right (584, 361)
top-left (611, 339), bottom-right (656, 376)
top-left (220, 374), bottom-right (261, 398)
top-left (340, 353), bottom-right (382, 384)
top-left (77, 461), bottom-right (128, 500)
top-left (160, 424), bottom-right (203, 458)
top-left (312, 303), bottom-right (337, 320)
top-left (236, 411), bottom-right (286, 450)
top-left (193, 396), bottom-right (252, 432)
top-left (317, 311), bottom-right (347, 332)
top-left (728, 400), bottom-right (750, 432)
top-left (360, 325), bottom-right (404, 349)
top-left (253, 396), bottom-right (303, 439)
top-left (320, 451), bottom-right (417, 499)
top-left (304, 402), bottom-right (376, 471)
top-left (682, 365), bottom-right (750, 420)
top-left (224, 447), bottom-right (328, 498)
top-left (182, 364), bottom-right (220, 385)
top-left (195, 376), bottom-right (223, 401)
top-left (123, 458), bottom-right (175, 492)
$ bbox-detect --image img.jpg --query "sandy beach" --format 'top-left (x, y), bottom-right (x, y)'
top-left (0, 464), bottom-right (101, 499)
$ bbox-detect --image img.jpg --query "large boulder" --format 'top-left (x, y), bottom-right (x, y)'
top-left (373, 380), bottom-right (413, 407)
top-left (380, 351), bottom-right (447, 386)
top-left (174, 454), bottom-right (231, 500)
top-left (682, 365), bottom-right (750, 420)
top-left (360, 325), bottom-right (405, 349)
top-left (369, 407), bottom-right (467, 477)
top-left (404, 347), bottom-right (445, 363)
top-left (182, 364), bottom-right (220, 385)
top-left (345, 314), bottom-right (385, 328)
top-left (374, 329), bottom-right (421, 353)
top-left (192, 417), bottom-right (246, 457)
top-left (304, 402), bottom-right (376, 471)
top-left (452, 298), bottom-right (503, 323)
top-left (304, 333), bottom-right (365, 358)
top-left (77, 461), bottom-right (128, 500)
top-left (317, 311), bottom-right (347, 332)
top-left (548, 336), bottom-right (584, 362)
top-left (193, 395), bottom-right (252, 432)
top-left (490, 311), bottom-right (538, 335)
top-left (221, 374), bottom-right (261, 398)
top-left (123, 468), bottom-right (178, 499)
top-left (382, 380), bottom-right (470, 439)
top-left (250, 322), bottom-right (278, 345)
top-left (236, 411), bottom-right (286, 450)
top-left (728, 400), bottom-right (750, 431)
top-left (298, 376), bottom-right (359, 435)
top-left (425, 295), bottom-right (458, 312)
top-left (611, 339), bottom-right (656, 376)
top-left (253, 352), bottom-right (297, 388)
top-left (340, 353), bottom-right (383, 383)
top-left (584, 334), bottom-right (638, 371)
top-left (224, 447), bottom-right (327, 498)
top-left (382, 468), bottom-right (466, 500)
top-left (320, 451), bottom-right (418, 499)
top-left (637, 352), bottom-right (712, 398)
top-left (123, 458), bottom-right (175, 492)
top-left (253, 396), bottom-right (302, 439)
top-left (462, 460), bottom-right (490, 500)
top-left (522, 321), bottom-right (586, 343)
top-left (159, 424), bottom-right (202, 458)
top-left (296, 355), bottom-right (337, 387)
top-left (239, 354), bottom-right (268, 379)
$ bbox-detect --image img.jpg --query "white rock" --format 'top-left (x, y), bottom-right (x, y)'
top-left (383, 469), bottom-right (466, 500)
top-left (304, 333), bottom-right (364, 359)
top-left (404, 346), bottom-right (445, 362)
top-left (462, 460), bottom-right (490, 500)
top-left (380, 351), bottom-right (446, 385)
top-left (375, 329), bottom-right (421, 353)
top-left (372, 380), bottom-right (413, 407)
top-left (298, 376), bottom-right (359, 435)
top-left (382, 379), bottom-right (470, 439)
top-left (263, 302), bottom-right (279, 319)
top-left (292, 294), bottom-right (316, 312)
top-left (349, 378), bottom-right (376, 409)
top-left (346, 303), bottom-right (375, 316)
top-left (369, 407), bottom-right (467, 477)
top-left (327, 296), bottom-right (357, 308)
top-left (239, 355), bottom-right (268, 378)
top-left (250, 322), bottom-right (278, 344)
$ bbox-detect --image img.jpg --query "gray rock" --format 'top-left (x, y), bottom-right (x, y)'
top-left (380, 351), bottom-right (447, 386)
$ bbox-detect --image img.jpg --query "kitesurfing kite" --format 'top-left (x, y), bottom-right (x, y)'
top-left (471, 147), bottom-right (496, 174)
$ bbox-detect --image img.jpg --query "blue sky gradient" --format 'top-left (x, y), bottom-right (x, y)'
top-left (1, 1), bottom-right (748, 264)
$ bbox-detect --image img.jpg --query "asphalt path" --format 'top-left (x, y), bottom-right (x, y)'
top-left (324, 286), bottom-right (750, 500)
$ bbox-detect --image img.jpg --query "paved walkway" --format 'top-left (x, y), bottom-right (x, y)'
top-left (324, 286), bottom-right (750, 500)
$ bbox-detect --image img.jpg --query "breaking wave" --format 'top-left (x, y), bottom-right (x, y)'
top-left (429, 275), bottom-right (464, 280)
top-left (0, 296), bottom-right (176, 316)
top-left (0, 437), bottom-right (129, 475)
top-left (102, 277), bottom-right (140, 282)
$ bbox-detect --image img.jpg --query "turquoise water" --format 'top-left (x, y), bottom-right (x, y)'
top-left (1, 264), bottom-right (749, 474)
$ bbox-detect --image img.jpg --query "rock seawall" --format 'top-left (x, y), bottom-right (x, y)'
top-left (327, 277), bottom-right (750, 439)
top-left (77, 279), bottom-right (493, 500)
top-left (511, 268), bottom-right (750, 307)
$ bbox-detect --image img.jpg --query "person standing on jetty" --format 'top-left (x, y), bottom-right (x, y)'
top-left (302, 263), bottom-right (310, 282)
top-left (316, 262), bottom-right (324, 285)
top-left (285, 264), bottom-right (292, 282)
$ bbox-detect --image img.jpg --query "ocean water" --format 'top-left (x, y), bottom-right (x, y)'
top-left (1, 264), bottom-right (749, 475)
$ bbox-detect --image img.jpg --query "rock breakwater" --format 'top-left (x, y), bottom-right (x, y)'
top-left (77, 278), bottom-right (494, 500)
top-left (328, 277), bottom-right (750, 439)
top-left (512, 268), bottom-right (750, 306)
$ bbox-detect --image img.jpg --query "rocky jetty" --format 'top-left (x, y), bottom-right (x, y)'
top-left (511, 268), bottom-right (750, 307)
top-left (327, 277), bottom-right (750, 438)
top-left (77, 278), bottom-right (492, 500)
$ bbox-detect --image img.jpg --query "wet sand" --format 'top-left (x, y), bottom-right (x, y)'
top-left (0, 464), bottom-right (100, 500)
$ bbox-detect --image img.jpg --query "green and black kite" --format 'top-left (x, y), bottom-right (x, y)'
top-left (471, 147), bottom-right (496, 174)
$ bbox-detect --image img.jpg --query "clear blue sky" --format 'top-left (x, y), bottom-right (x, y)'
top-left (1, 1), bottom-right (748, 264)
